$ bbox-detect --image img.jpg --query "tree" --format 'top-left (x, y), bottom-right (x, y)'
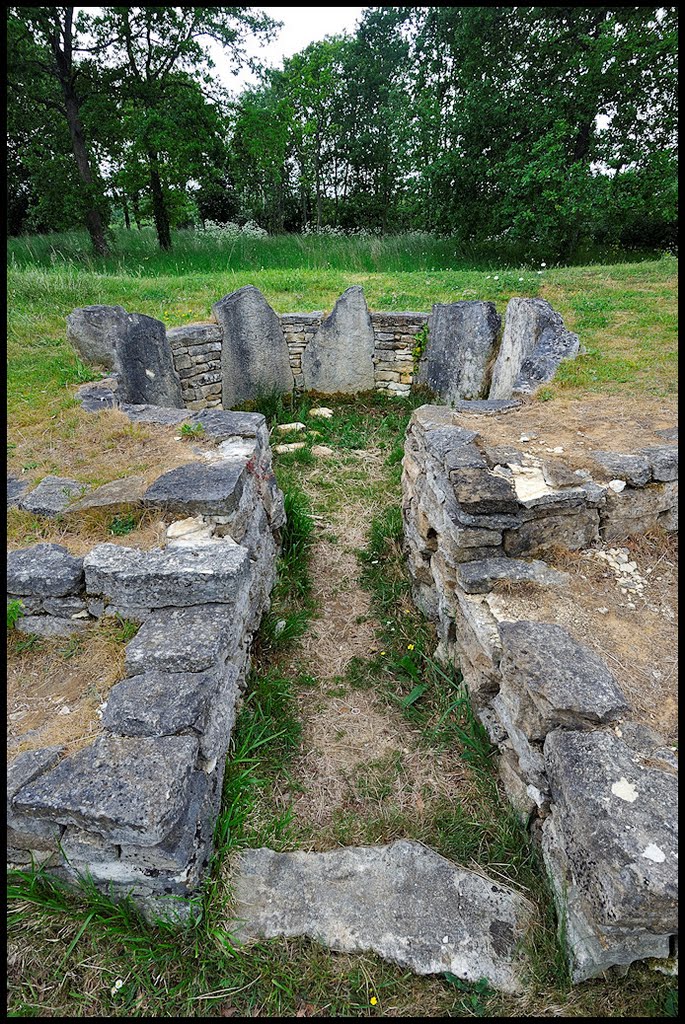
top-left (93, 7), bottom-right (277, 249)
top-left (7, 7), bottom-right (110, 253)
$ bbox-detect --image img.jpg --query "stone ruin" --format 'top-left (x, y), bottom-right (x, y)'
top-left (8, 409), bottom-right (284, 921)
top-left (65, 285), bottom-right (581, 411)
top-left (6, 286), bottom-right (678, 990)
top-left (401, 403), bottom-right (678, 982)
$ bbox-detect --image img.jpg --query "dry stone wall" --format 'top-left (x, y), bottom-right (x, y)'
top-left (66, 290), bottom-right (578, 411)
top-left (401, 404), bottom-right (678, 983)
top-left (7, 408), bottom-right (284, 922)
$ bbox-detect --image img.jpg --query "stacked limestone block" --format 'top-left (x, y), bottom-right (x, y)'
top-left (7, 410), bottom-right (284, 922)
top-left (401, 404), bottom-right (678, 981)
top-left (371, 312), bottom-right (427, 397)
top-left (281, 313), bottom-right (324, 391)
top-left (167, 323), bottom-right (223, 410)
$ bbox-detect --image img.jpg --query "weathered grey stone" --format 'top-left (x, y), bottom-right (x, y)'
top-left (7, 543), bottom-right (84, 597)
top-left (542, 814), bottom-right (672, 983)
top-left (543, 729), bottom-right (677, 938)
top-left (302, 286), bottom-right (376, 394)
top-left (456, 558), bottom-right (569, 594)
top-left (74, 379), bottom-right (119, 412)
top-left (453, 399), bottom-right (522, 416)
top-left (189, 409), bottom-right (267, 441)
top-left (167, 324), bottom-right (222, 348)
top-left (117, 404), bottom-right (191, 426)
top-left (451, 468), bottom-right (518, 515)
top-left (503, 508), bottom-right (599, 556)
top-left (19, 476), bottom-right (83, 517)
top-left (214, 286), bottom-right (293, 406)
top-left (15, 615), bottom-right (91, 638)
top-left (67, 475), bottom-right (148, 513)
top-left (83, 541), bottom-right (249, 610)
top-left (143, 461), bottom-right (247, 517)
top-left (600, 482), bottom-right (677, 541)
top-left (639, 446), bottom-right (678, 482)
top-left (66, 305), bottom-right (129, 369)
top-left (14, 734), bottom-right (199, 845)
top-left (497, 746), bottom-right (537, 822)
top-left (655, 426), bottom-right (678, 441)
top-left (230, 840), bottom-right (534, 994)
top-left (102, 670), bottom-right (220, 737)
top-left (591, 451), bottom-right (652, 487)
top-left (423, 423), bottom-right (479, 464)
top-left (115, 313), bottom-right (183, 408)
top-left (7, 475), bottom-right (29, 507)
top-left (490, 693), bottom-right (548, 789)
top-left (498, 621), bottom-right (628, 740)
top-left (8, 748), bottom-right (64, 824)
top-left (41, 595), bottom-right (88, 618)
top-left (489, 298), bottom-right (579, 399)
top-left (124, 604), bottom-right (240, 675)
top-left (542, 459), bottom-right (585, 489)
top-left (419, 301), bottom-right (501, 403)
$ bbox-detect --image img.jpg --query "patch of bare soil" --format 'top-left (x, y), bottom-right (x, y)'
top-left (7, 622), bottom-right (127, 759)
top-left (281, 449), bottom-right (469, 832)
top-left (465, 394), bottom-right (677, 473)
top-left (488, 532), bottom-right (678, 744)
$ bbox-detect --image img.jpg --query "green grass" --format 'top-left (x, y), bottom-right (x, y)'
top-left (7, 226), bottom-right (666, 276)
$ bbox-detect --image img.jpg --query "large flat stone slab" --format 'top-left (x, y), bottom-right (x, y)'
top-left (68, 475), bottom-right (148, 513)
top-left (419, 301), bottom-right (501, 403)
top-left (12, 734), bottom-right (199, 845)
top-left (189, 409), bottom-right (266, 441)
top-left (101, 670), bottom-right (221, 737)
top-left (497, 621), bottom-right (628, 740)
top-left (143, 461), bottom-right (247, 517)
top-left (213, 286), bottom-right (293, 407)
top-left (19, 476), bottom-right (83, 517)
top-left (456, 558), bottom-right (569, 594)
top-left (83, 541), bottom-right (249, 610)
top-left (543, 729), bottom-right (677, 945)
top-left (229, 840), bottom-right (534, 994)
top-left (7, 543), bottom-right (84, 597)
top-left (590, 451), bottom-right (652, 488)
top-left (124, 604), bottom-right (241, 675)
top-left (489, 298), bottom-right (579, 399)
top-left (115, 313), bottom-right (184, 408)
top-left (301, 286), bottom-right (375, 394)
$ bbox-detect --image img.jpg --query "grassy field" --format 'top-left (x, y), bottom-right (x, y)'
top-left (6, 233), bottom-right (679, 1017)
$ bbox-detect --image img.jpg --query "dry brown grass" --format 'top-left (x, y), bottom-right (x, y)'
top-left (7, 618), bottom-right (132, 759)
top-left (8, 406), bottom-right (200, 492)
top-left (467, 393), bottom-right (677, 472)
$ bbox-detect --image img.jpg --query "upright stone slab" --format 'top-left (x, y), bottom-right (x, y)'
top-left (489, 298), bottom-right (579, 399)
top-left (418, 301), bottom-right (501, 404)
top-left (115, 313), bottom-right (184, 408)
top-left (301, 286), bottom-right (375, 394)
top-left (213, 286), bottom-right (293, 407)
top-left (66, 305), bottom-right (129, 370)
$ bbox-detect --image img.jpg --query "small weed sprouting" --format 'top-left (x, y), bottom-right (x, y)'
top-left (179, 422), bottom-right (205, 440)
top-left (412, 321), bottom-right (429, 370)
top-left (109, 614), bottom-right (139, 644)
top-left (108, 512), bottom-right (138, 536)
top-left (15, 633), bottom-right (43, 654)
top-left (7, 598), bottom-right (24, 630)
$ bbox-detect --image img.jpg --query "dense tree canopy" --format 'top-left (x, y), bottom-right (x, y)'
top-left (6, 6), bottom-right (678, 258)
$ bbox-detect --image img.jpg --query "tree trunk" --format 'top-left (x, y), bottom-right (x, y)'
top-left (132, 193), bottom-right (142, 230)
top-left (147, 152), bottom-right (172, 250)
top-left (122, 195), bottom-right (131, 230)
top-left (63, 92), bottom-right (109, 256)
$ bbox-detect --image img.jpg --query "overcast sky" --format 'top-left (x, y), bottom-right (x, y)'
top-left (211, 7), bottom-right (367, 92)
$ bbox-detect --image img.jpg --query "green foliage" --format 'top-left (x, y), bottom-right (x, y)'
top-left (179, 421), bottom-right (205, 440)
top-left (412, 322), bottom-right (429, 369)
top-left (7, 599), bottom-right (24, 630)
top-left (107, 512), bottom-right (137, 536)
